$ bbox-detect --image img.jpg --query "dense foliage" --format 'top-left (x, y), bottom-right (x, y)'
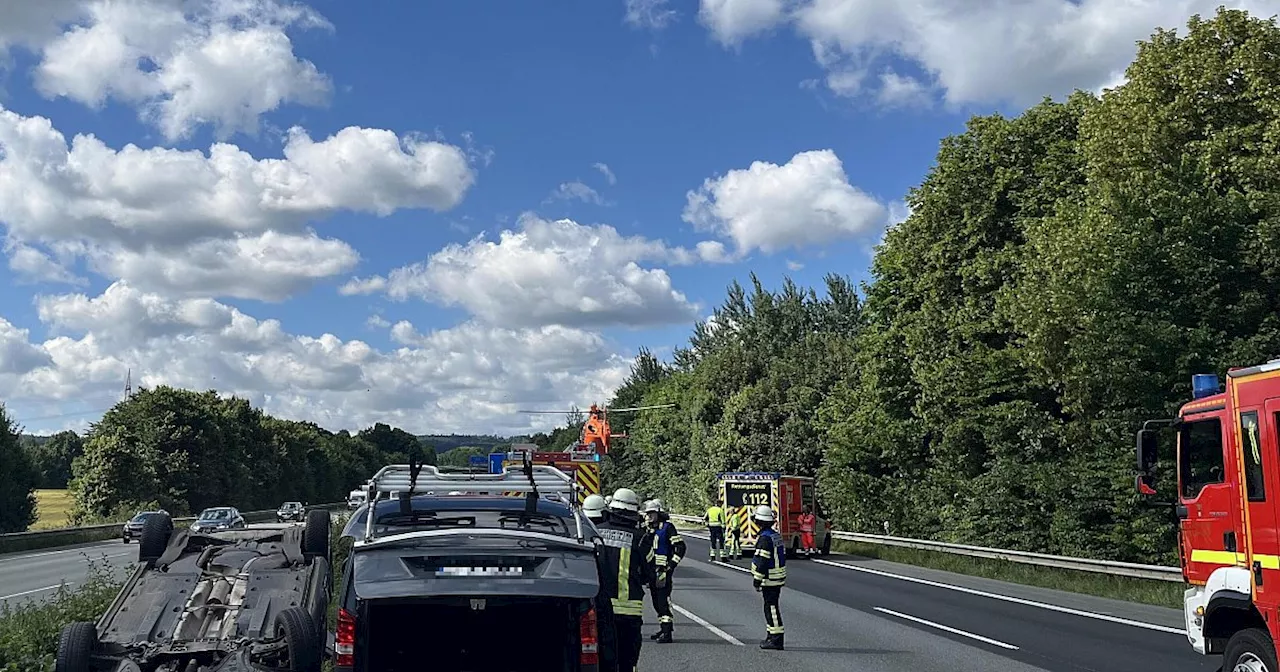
top-left (0, 405), bottom-right (39, 533)
top-left (574, 8), bottom-right (1280, 565)
top-left (67, 387), bottom-right (437, 523)
top-left (21, 432), bottom-right (85, 490)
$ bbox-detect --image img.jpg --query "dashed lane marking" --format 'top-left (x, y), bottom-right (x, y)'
top-left (875, 607), bottom-right (1019, 650)
top-left (0, 584), bottom-right (62, 600)
top-left (672, 603), bottom-right (744, 646)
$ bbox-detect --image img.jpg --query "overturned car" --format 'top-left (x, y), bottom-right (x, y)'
top-left (55, 510), bottom-right (333, 672)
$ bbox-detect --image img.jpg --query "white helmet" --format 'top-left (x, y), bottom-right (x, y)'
top-left (643, 499), bottom-right (664, 514)
top-left (609, 488), bottom-right (640, 512)
top-left (753, 505), bottom-right (775, 522)
top-left (605, 495), bottom-right (613, 505)
top-left (583, 494), bottom-right (607, 519)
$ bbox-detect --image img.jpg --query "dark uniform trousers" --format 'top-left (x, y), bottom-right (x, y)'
top-left (615, 615), bottom-right (643, 671)
top-left (709, 526), bottom-right (725, 554)
top-left (651, 579), bottom-right (674, 626)
top-left (762, 585), bottom-right (784, 636)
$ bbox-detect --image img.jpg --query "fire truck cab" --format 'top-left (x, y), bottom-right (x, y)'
top-left (1138, 362), bottom-right (1280, 670)
top-left (718, 471), bottom-right (832, 558)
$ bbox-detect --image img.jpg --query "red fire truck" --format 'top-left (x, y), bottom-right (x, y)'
top-left (718, 472), bottom-right (832, 558)
top-left (1137, 362), bottom-right (1280, 669)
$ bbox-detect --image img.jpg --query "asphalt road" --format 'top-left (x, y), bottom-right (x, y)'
top-left (0, 523), bottom-right (298, 610)
top-left (642, 533), bottom-right (1220, 672)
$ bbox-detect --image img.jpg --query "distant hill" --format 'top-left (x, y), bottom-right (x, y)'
top-left (417, 434), bottom-right (509, 453)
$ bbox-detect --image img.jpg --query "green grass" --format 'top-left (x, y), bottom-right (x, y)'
top-left (832, 539), bottom-right (1186, 609)
top-left (30, 490), bottom-right (75, 531)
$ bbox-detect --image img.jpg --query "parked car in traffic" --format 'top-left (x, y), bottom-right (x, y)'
top-left (57, 509), bottom-right (332, 672)
top-left (277, 501), bottom-right (305, 523)
top-left (189, 506), bottom-right (246, 533)
top-left (121, 510), bottom-right (167, 543)
top-left (333, 463), bottom-right (602, 672)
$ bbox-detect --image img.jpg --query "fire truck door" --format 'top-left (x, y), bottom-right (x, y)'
top-left (1242, 404), bottom-right (1279, 595)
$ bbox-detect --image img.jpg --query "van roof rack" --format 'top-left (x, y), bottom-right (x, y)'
top-left (360, 453), bottom-right (584, 543)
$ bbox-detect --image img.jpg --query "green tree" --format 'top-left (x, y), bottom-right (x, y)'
top-left (25, 430), bottom-right (85, 489)
top-left (0, 404), bottom-right (38, 532)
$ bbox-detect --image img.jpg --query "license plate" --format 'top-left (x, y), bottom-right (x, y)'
top-left (435, 567), bottom-right (524, 577)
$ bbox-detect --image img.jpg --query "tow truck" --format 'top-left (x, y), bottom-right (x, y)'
top-left (1137, 362), bottom-right (1280, 669)
top-left (718, 471), bottom-right (832, 558)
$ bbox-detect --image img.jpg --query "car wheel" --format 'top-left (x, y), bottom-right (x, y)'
top-left (54, 621), bottom-right (97, 672)
top-left (303, 509), bottom-right (330, 562)
top-left (139, 513), bottom-right (174, 566)
top-left (274, 606), bottom-right (321, 672)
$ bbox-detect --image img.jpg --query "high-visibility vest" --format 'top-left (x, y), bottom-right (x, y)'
top-left (706, 505), bottom-right (725, 527)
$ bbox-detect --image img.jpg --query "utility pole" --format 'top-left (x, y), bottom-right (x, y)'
top-left (123, 368), bottom-right (132, 400)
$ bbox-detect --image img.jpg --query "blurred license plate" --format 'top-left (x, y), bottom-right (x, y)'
top-left (436, 567), bottom-right (524, 577)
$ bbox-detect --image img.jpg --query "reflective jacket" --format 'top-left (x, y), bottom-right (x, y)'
top-left (726, 508), bottom-right (742, 535)
top-left (597, 514), bottom-right (651, 617)
top-left (705, 505), bottom-right (725, 527)
top-left (798, 513), bottom-right (816, 533)
top-left (647, 520), bottom-right (686, 570)
top-left (752, 528), bottom-right (787, 587)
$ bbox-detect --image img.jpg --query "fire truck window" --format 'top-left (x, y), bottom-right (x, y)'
top-left (1241, 411), bottom-right (1265, 502)
top-left (1180, 418), bottom-right (1225, 499)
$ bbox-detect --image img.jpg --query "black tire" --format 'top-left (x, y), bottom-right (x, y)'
top-left (138, 513), bottom-right (173, 565)
top-left (54, 621), bottom-right (97, 672)
top-left (303, 509), bottom-right (330, 561)
top-left (1225, 627), bottom-right (1278, 672)
top-left (274, 606), bottom-right (321, 672)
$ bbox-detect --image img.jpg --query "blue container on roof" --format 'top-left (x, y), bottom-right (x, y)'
top-left (1192, 374), bottom-right (1220, 400)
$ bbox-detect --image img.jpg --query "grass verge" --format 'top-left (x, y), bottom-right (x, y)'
top-left (31, 491), bottom-right (75, 531)
top-left (831, 539), bottom-right (1185, 609)
top-left (0, 559), bottom-right (126, 672)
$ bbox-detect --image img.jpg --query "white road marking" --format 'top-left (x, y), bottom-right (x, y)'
top-left (0, 542), bottom-right (118, 563)
top-left (813, 559), bottom-right (1186, 635)
top-left (0, 584), bottom-right (62, 600)
top-left (672, 603), bottom-right (744, 646)
top-left (875, 607), bottom-right (1019, 650)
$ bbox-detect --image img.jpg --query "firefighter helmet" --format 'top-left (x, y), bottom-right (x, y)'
top-left (583, 494), bottom-right (606, 519)
top-left (643, 499), bottom-right (664, 514)
top-left (609, 488), bottom-right (640, 512)
top-left (753, 505), bottom-right (775, 522)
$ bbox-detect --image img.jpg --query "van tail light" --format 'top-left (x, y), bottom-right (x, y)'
top-left (336, 607), bottom-right (356, 667)
top-left (580, 606), bottom-right (599, 666)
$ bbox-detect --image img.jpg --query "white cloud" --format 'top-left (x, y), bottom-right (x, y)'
top-left (875, 70), bottom-right (931, 108)
top-left (683, 149), bottom-right (888, 256)
top-left (344, 214), bottom-right (710, 328)
top-left (5, 242), bottom-right (85, 286)
top-left (0, 105), bottom-right (476, 300)
top-left (365, 315), bottom-right (390, 329)
top-left (31, 0), bottom-right (333, 141)
top-left (698, 0), bottom-right (787, 47)
top-left (786, 260), bottom-right (804, 271)
top-left (698, 0), bottom-right (1268, 108)
top-left (624, 0), bottom-right (679, 30)
top-left (593, 162), bottom-right (617, 185)
top-left (0, 2), bottom-right (86, 52)
top-left (548, 181), bottom-right (607, 205)
top-left (6, 282), bottom-right (631, 435)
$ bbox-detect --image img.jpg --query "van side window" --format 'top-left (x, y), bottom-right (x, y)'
top-left (1241, 411), bottom-right (1265, 502)
top-left (1180, 418), bottom-right (1225, 499)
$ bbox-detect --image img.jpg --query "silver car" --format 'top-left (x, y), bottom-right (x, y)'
top-left (190, 506), bottom-right (246, 533)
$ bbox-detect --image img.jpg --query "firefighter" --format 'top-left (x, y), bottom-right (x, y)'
top-left (583, 494), bottom-right (607, 524)
top-left (704, 500), bottom-right (726, 561)
top-left (725, 505), bottom-right (742, 558)
top-left (643, 500), bottom-right (685, 643)
top-left (751, 504), bottom-right (786, 650)
top-left (596, 488), bottom-right (650, 672)
top-left (798, 505), bottom-right (817, 556)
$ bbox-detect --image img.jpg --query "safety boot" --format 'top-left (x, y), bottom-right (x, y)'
top-left (655, 622), bottom-right (673, 644)
top-left (759, 634), bottom-right (784, 650)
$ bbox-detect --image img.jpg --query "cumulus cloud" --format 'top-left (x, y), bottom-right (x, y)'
top-left (7, 282), bottom-right (631, 434)
top-left (0, 105), bottom-right (476, 300)
top-left (683, 149), bottom-right (888, 256)
top-left (5, 242), bottom-right (85, 286)
top-left (699, 0), bottom-right (1269, 107)
top-left (343, 214), bottom-right (715, 328)
top-left (28, 0), bottom-right (332, 141)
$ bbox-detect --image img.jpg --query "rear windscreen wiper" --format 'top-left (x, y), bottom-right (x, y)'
top-left (377, 515), bottom-right (475, 528)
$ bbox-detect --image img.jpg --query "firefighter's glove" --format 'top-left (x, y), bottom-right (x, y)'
top-left (753, 578), bottom-right (762, 591)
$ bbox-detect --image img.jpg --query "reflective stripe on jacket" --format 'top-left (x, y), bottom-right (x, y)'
top-left (752, 528), bottom-right (787, 587)
top-left (705, 505), bottom-right (725, 527)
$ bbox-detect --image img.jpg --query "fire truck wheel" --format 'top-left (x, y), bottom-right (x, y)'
top-left (1225, 627), bottom-right (1277, 672)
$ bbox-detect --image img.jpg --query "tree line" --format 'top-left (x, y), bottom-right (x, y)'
top-left (0, 388), bottom-right (439, 531)
top-left (583, 8), bottom-right (1279, 566)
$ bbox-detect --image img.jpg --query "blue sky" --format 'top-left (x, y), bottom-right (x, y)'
top-left (0, 0), bottom-right (1258, 435)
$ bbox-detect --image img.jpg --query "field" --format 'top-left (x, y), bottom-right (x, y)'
top-left (30, 490), bottom-right (75, 531)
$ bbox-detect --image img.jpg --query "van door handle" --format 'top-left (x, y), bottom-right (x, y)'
top-left (1255, 561), bottom-right (1264, 585)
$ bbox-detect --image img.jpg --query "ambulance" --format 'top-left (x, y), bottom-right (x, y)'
top-left (718, 471), bottom-right (832, 558)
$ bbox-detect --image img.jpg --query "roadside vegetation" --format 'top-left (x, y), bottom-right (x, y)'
top-left (0, 558), bottom-right (126, 671)
top-left (30, 491), bottom-right (75, 531)
top-left (552, 7), bottom-right (1280, 570)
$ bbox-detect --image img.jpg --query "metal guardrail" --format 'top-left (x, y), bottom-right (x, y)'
top-left (668, 513), bottom-right (1183, 582)
top-left (0, 503), bottom-right (344, 552)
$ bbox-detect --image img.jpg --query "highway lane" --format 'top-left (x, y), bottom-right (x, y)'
top-left (637, 553), bottom-right (1052, 671)
top-left (0, 523), bottom-right (300, 609)
top-left (672, 533), bottom-right (1216, 672)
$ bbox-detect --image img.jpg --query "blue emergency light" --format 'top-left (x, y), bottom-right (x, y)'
top-left (1192, 373), bottom-right (1220, 400)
